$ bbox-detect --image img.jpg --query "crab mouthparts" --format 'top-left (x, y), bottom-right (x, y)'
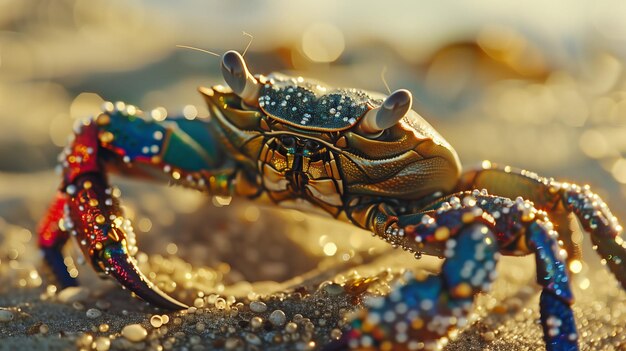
top-left (285, 154), bottom-right (309, 193)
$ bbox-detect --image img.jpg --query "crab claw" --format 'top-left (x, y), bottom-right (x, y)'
top-left (101, 241), bottom-right (188, 310)
top-left (66, 174), bottom-right (187, 310)
top-left (221, 50), bottom-right (260, 105)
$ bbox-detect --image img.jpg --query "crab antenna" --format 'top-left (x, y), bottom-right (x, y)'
top-left (242, 31), bottom-right (254, 57)
top-left (381, 66), bottom-right (392, 95)
top-left (221, 50), bottom-right (260, 105)
top-left (359, 89), bottom-right (412, 134)
top-left (175, 45), bottom-right (220, 57)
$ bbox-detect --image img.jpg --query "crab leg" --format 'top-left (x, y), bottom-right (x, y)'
top-left (38, 192), bottom-right (74, 287)
top-left (67, 171), bottom-right (187, 309)
top-left (341, 192), bottom-right (576, 350)
top-left (346, 221), bottom-right (498, 351)
top-left (458, 165), bottom-right (626, 288)
top-left (527, 221), bottom-right (577, 350)
top-left (39, 102), bottom-right (235, 309)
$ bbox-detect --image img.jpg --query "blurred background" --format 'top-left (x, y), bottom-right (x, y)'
top-left (3, 0), bottom-right (626, 193)
top-left (1, 1), bottom-right (626, 350)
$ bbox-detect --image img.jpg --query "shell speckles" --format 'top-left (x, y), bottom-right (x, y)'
top-left (259, 74), bottom-right (374, 131)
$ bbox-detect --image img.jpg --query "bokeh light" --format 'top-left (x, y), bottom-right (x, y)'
top-left (301, 22), bottom-right (345, 63)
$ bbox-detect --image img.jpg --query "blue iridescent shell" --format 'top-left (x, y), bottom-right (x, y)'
top-left (258, 74), bottom-right (378, 131)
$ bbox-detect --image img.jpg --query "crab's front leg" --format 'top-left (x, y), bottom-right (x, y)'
top-left (458, 165), bottom-right (626, 288)
top-left (39, 103), bottom-right (240, 309)
top-left (341, 194), bottom-right (576, 351)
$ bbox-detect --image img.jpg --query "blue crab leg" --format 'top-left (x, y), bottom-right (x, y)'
top-left (339, 192), bottom-right (577, 350)
top-left (346, 222), bottom-right (498, 351)
top-left (559, 184), bottom-right (625, 287)
top-left (458, 165), bottom-right (626, 288)
top-left (527, 221), bottom-right (577, 350)
top-left (39, 102), bottom-right (235, 309)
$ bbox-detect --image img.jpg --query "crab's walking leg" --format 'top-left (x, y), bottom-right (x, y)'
top-left (346, 221), bottom-right (498, 351)
top-left (38, 192), bottom-right (75, 287)
top-left (458, 165), bottom-right (626, 288)
top-left (526, 221), bottom-right (577, 351)
top-left (39, 103), bottom-right (237, 309)
top-left (342, 194), bottom-right (576, 350)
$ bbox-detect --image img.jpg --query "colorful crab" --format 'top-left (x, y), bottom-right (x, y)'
top-left (38, 50), bottom-right (625, 350)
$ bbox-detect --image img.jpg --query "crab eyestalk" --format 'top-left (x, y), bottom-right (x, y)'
top-left (359, 89), bottom-right (412, 135)
top-left (221, 50), bottom-right (260, 106)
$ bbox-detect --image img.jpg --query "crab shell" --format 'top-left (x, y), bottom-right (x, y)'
top-left (198, 59), bottom-right (461, 223)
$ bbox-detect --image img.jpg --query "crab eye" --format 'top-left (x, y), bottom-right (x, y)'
top-left (304, 139), bottom-right (321, 151)
top-left (280, 135), bottom-right (296, 148)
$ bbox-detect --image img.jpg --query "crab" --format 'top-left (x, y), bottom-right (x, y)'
top-left (38, 50), bottom-right (625, 351)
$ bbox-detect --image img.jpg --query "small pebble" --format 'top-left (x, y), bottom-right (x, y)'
top-left (76, 333), bottom-right (93, 347)
top-left (150, 315), bottom-right (163, 328)
top-left (482, 331), bottom-right (496, 342)
top-left (193, 298), bottom-right (205, 308)
top-left (285, 322), bottom-right (298, 333)
top-left (94, 337), bottom-right (111, 351)
top-left (95, 300), bottom-right (111, 310)
top-left (39, 324), bottom-right (49, 334)
top-left (225, 337), bottom-right (243, 350)
top-left (244, 332), bottom-right (262, 345)
top-left (250, 301), bottom-right (267, 313)
top-left (250, 316), bottom-right (263, 329)
top-left (58, 287), bottom-right (89, 303)
top-left (122, 324), bottom-right (148, 342)
top-left (189, 335), bottom-right (201, 345)
top-left (269, 310), bottom-right (286, 326)
top-left (86, 308), bottom-right (102, 319)
top-left (323, 283), bottom-right (343, 296)
top-left (0, 309), bottom-right (14, 322)
top-left (215, 297), bottom-right (227, 309)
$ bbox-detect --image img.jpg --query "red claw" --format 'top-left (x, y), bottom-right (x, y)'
top-left (66, 173), bottom-right (188, 310)
top-left (38, 192), bottom-right (68, 249)
top-left (102, 242), bottom-right (188, 309)
top-left (42, 119), bottom-right (188, 310)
